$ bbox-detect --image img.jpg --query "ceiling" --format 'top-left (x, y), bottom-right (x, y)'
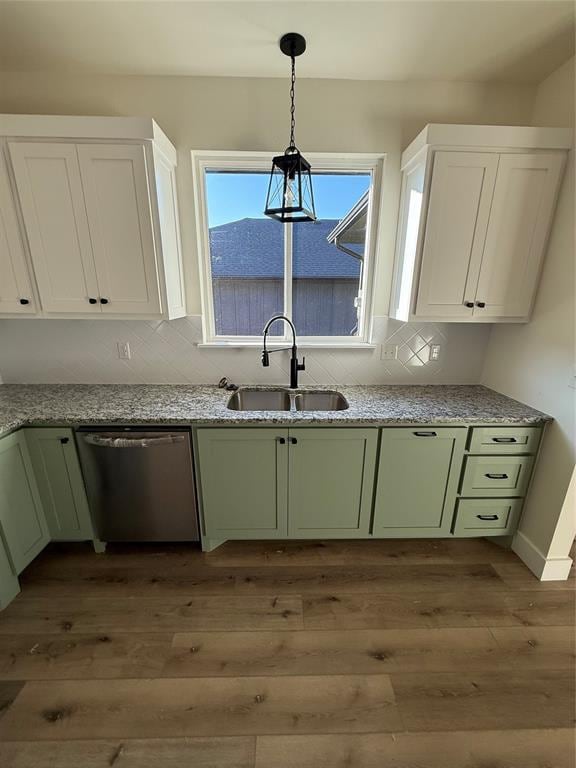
top-left (0, 1), bottom-right (574, 83)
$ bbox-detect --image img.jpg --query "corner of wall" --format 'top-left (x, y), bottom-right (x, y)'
top-left (480, 55), bottom-right (575, 578)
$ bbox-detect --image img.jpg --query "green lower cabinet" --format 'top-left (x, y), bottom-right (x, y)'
top-left (25, 428), bottom-right (94, 541)
top-left (0, 430), bottom-right (49, 574)
top-left (372, 427), bottom-right (466, 538)
top-left (453, 498), bottom-right (523, 537)
top-left (0, 532), bottom-right (20, 609)
top-left (288, 428), bottom-right (378, 538)
top-left (196, 429), bottom-right (288, 539)
top-left (461, 455), bottom-right (534, 497)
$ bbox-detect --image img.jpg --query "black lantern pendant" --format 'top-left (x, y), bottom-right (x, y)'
top-left (264, 33), bottom-right (316, 223)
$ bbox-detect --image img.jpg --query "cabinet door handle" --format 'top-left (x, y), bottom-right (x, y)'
top-left (492, 437), bottom-right (517, 443)
top-left (485, 473), bottom-right (508, 480)
top-left (88, 297), bottom-right (98, 304)
top-left (100, 298), bottom-right (109, 305)
top-left (19, 298), bottom-right (30, 305)
top-left (59, 437), bottom-right (69, 445)
top-left (476, 301), bottom-right (486, 308)
top-left (290, 437), bottom-right (298, 445)
top-left (464, 301), bottom-right (474, 308)
top-left (276, 437), bottom-right (286, 445)
top-left (413, 431), bottom-right (437, 437)
top-left (477, 514), bottom-right (499, 521)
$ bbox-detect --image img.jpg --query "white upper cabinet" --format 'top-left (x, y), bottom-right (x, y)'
top-left (0, 148), bottom-right (36, 314)
top-left (77, 144), bottom-right (161, 315)
top-left (415, 152), bottom-right (498, 319)
top-left (0, 115), bottom-right (186, 319)
top-left (474, 153), bottom-right (565, 319)
top-left (9, 142), bottom-right (101, 314)
top-left (390, 124), bottom-right (570, 323)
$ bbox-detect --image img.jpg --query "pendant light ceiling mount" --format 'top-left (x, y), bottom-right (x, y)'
top-left (264, 32), bottom-right (317, 223)
top-left (279, 32), bottom-right (307, 58)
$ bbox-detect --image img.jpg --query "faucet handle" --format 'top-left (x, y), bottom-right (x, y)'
top-left (297, 356), bottom-right (306, 372)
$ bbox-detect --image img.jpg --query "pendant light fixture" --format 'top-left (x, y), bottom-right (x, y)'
top-left (264, 32), bottom-right (317, 223)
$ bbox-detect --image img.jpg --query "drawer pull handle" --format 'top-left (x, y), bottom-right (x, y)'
top-left (413, 431), bottom-right (437, 437)
top-left (485, 473), bottom-right (509, 480)
top-left (477, 514), bottom-right (499, 521)
top-left (492, 437), bottom-right (517, 443)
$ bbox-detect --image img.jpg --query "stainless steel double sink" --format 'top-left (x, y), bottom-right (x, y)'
top-left (227, 388), bottom-right (349, 412)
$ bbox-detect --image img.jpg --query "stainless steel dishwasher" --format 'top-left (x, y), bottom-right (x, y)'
top-left (77, 427), bottom-right (199, 542)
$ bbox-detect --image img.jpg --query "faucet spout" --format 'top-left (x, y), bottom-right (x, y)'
top-left (262, 315), bottom-right (305, 389)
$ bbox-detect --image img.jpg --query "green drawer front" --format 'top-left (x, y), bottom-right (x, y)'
top-left (461, 455), bottom-right (533, 497)
top-left (453, 498), bottom-right (523, 537)
top-left (468, 426), bottom-right (541, 454)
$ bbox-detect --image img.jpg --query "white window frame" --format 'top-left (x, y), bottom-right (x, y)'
top-left (191, 150), bottom-right (386, 347)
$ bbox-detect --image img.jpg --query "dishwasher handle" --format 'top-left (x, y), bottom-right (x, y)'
top-left (82, 434), bottom-right (186, 449)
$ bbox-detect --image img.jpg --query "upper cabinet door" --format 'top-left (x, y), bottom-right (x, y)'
top-left (0, 149), bottom-right (36, 314)
top-left (474, 153), bottom-right (565, 319)
top-left (415, 152), bottom-right (498, 318)
top-left (78, 144), bottom-right (161, 315)
top-left (8, 142), bottom-right (101, 314)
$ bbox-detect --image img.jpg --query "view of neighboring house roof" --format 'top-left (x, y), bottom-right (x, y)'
top-left (209, 218), bottom-right (362, 279)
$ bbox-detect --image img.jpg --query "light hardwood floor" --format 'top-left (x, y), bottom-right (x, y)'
top-left (0, 538), bottom-right (574, 767)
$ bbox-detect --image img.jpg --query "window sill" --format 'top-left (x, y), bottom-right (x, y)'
top-left (197, 341), bottom-right (377, 350)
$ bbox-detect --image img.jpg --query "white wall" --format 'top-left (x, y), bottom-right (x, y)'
top-left (481, 58), bottom-right (575, 568)
top-left (0, 71), bottom-right (535, 384)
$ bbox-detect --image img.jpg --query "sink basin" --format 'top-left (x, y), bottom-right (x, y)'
top-left (294, 391), bottom-right (349, 411)
top-left (227, 388), bottom-right (291, 411)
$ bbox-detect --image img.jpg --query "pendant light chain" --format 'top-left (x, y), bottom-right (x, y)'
top-left (289, 55), bottom-right (296, 151)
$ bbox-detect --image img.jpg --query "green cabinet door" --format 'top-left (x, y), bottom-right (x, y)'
top-left (0, 532), bottom-right (20, 609)
top-left (0, 430), bottom-right (49, 573)
top-left (26, 428), bottom-right (94, 541)
top-left (373, 427), bottom-right (466, 538)
top-left (288, 428), bottom-right (378, 538)
top-left (196, 429), bottom-right (288, 540)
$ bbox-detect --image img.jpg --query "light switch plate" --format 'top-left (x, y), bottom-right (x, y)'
top-left (381, 344), bottom-right (398, 361)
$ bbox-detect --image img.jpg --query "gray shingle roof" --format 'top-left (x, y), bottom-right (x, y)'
top-left (209, 218), bottom-right (362, 278)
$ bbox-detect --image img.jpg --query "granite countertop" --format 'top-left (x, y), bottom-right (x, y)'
top-left (0, 384), bottom-right (550, 438)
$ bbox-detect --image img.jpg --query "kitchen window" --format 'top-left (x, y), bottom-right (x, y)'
top-left (192, 152), bottom-right (384, 345)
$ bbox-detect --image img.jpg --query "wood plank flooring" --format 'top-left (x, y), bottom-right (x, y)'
top-left (0, 538), bottom-right (574, 767)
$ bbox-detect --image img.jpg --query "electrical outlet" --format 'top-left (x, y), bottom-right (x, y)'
top-left (381, 344), bottom-right (398, 361)
top-left (117, 341), bottom-right (131, 360)
top-left (429, 344), bottom-right (441, 361)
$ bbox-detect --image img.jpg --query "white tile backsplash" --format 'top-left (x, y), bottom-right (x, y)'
top-left (0, 316), bottom-right (491, 385)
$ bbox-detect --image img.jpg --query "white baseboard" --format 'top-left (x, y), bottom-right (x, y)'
top-left (512, 530), bottom-right (574, 581)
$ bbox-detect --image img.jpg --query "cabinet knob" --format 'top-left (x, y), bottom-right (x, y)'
top-left (464, 301), bottom-right (474, 308)
top-left (19, 298), bottom-right (30, 306)
top-left (88, 297), bottom-right (98, 304)
top-left (100, 298), bottom-right (109, 305)
top-left (290, 437), bottom-right (298, 445)
top-left (476, 301), bottom-right (486, 308)
top-left (276, 437), bottom-right (286, 445)
top-left (59, 437), bottom-right (69, 445)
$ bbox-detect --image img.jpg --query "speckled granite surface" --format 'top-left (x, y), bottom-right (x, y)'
top-left (0, 384), bottom-right (550, 437)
